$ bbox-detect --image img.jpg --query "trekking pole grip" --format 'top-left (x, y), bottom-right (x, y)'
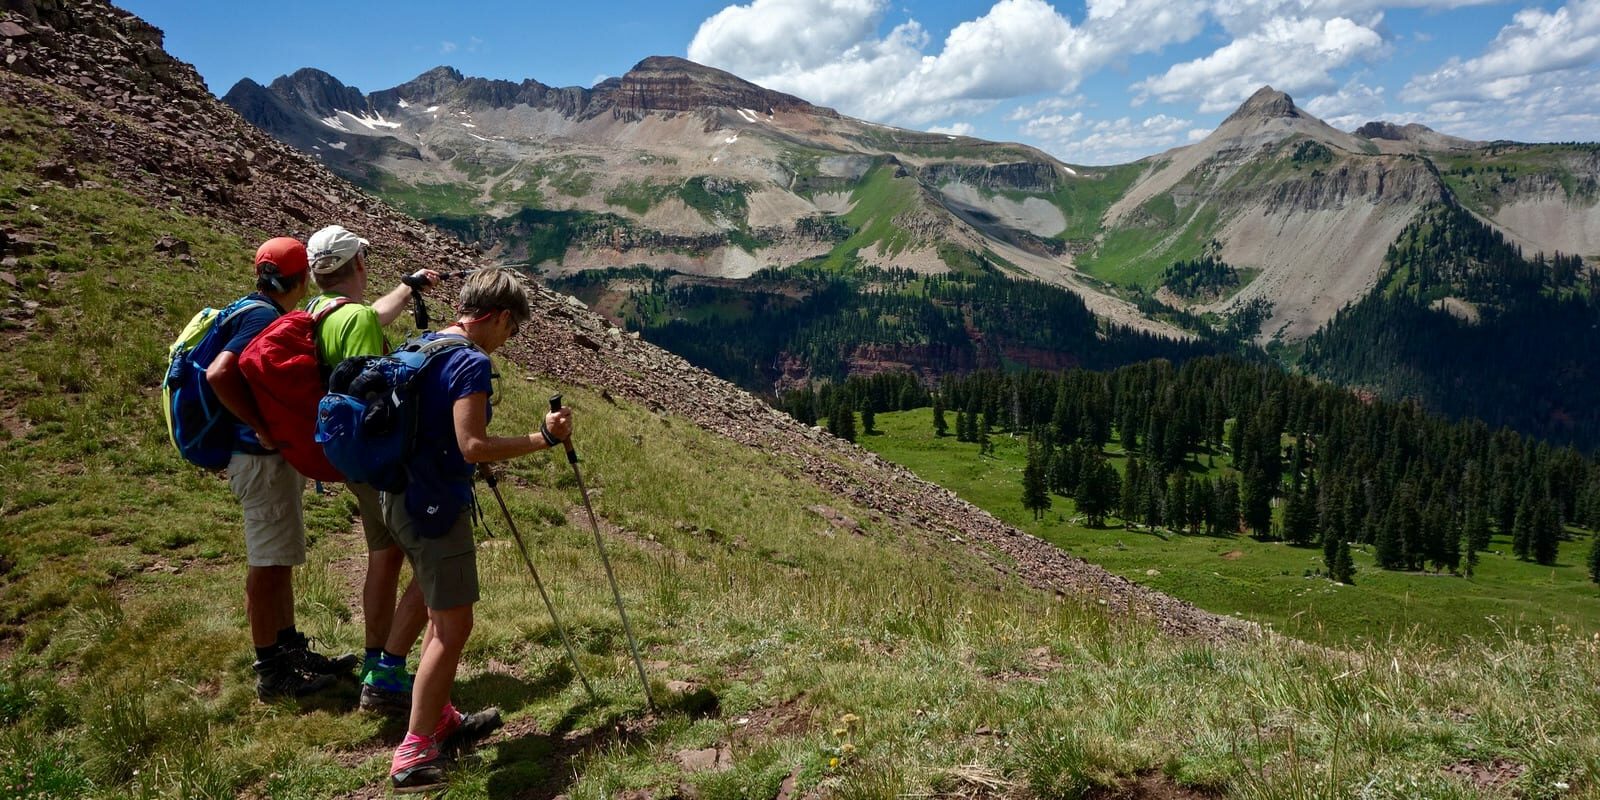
top-left (549, 394), bottom-right (578, 463)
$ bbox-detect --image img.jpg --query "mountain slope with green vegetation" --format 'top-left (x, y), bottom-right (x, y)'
top-left (8, 126), bottom-right (1600, 797)
top-left (7, 4), bottom-right (1600, 798)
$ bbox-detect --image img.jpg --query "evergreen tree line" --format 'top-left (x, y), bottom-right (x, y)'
top-left (601, 264), bottom-right (1224, 393)
top-left (1303, 201), bottom-right (1600, 449)
top-left (836, 356), bottom-right (1600, 581)
top-left (1161, 255), bottom-right (1241, 300)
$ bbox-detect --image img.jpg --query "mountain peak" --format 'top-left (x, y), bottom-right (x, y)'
top-left (1223, 86), bottom-right (1300, 125)
top-left (266, 68), bottom-right (366, 118)
top-left (615, 55), bottom-right (833, 116)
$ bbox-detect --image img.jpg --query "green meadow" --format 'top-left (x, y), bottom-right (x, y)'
top-left (858, 408), bottom-right (1600, 649)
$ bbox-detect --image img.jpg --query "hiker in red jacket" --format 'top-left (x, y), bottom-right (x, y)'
top-left (206, 237), bottom-right (355, 700)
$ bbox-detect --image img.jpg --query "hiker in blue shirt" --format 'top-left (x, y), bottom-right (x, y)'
top-left (205, 237), bottom-right (356, 700)
top-left (386, 267), bottom-right (571, 793)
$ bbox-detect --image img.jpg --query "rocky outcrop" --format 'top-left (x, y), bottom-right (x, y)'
top-left (1260, 158), bottom-right (1443, 213)
top-left (608, 56), bottom-right (831, 117)
top-left (922, 161), bottom-right (1063, 193)
top-left (1223, 86), bottom-right (1300, 125)
top-left (1355, 121), bottom-right (1484, 152)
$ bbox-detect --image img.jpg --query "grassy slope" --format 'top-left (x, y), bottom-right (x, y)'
top-left (817, 164), bottom-right (925, 271)
top-left (4, 98), bottom-right (1600, 799)
top-left (859, 410), bottom-right (1600, 650)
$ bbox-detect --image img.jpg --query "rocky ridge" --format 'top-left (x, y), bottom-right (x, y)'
top-left (0, 0), bottom-right (1249, 641)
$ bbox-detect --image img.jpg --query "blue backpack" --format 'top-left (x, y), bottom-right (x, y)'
top-left (315, 336), bottom-right (477, 493)
top-left (162, 297), bottom-right (273, 469)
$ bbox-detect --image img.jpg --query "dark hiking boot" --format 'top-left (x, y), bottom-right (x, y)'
top-left (439, 706), bottom-right (503, 754)
top-left (390, 753), bottom-right (451, 794)
top-left (281, 631), bottom-right (359, 676)
top-left (359, 683), bottom-right (413, 714)
top-left (254, 654), bottom-right (336, 701)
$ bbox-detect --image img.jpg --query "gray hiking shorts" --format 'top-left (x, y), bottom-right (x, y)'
top-left (381, 490), bottom-right (478, 610)
top-left (348, 482), bottom-right (397, 552)
top-left (228, 452), bottom-right (306, 567)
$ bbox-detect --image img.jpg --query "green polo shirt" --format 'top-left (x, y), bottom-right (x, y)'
top-left (307, 292), bottom-right (387, 365)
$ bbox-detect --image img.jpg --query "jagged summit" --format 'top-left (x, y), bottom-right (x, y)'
top-left (1223, 86), bottom-right (1300, 125)
top-left (267, 67), bottom-right (367, 118)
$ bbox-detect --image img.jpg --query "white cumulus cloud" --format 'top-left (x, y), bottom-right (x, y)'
top-left (928, 122), bottom-right (978, 136)
top-left (1020, 112), bottom-right (1199, 164)
top-left (1402, 0), bottom-right (1600, 104)
top-left (1303, 80), bottom-right (1390, 129)
top-left (688, 0), bottom-right (1205, 125)
top-left (1136, 16), bottom-right (1387, 113)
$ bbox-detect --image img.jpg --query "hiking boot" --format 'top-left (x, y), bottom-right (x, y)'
top-left (281, 631), bottom-right (359, 676)
top-left (390, 753), bottom-right (451, 794)
top-left (359, 661), bottom-right (414, 714)
top-left (254, 654), bottom-right (337, 701)
top-left (439, 706), bottom-right (503, 754)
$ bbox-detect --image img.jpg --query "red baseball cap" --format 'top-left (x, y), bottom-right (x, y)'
top-left (254, 237), bottom-right (309, 277)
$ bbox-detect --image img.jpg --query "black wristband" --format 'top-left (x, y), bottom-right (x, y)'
top-left (540, 422), bottom-right (562, 447)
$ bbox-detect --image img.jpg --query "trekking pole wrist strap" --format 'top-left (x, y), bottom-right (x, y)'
top-left (539, 422), bottom-right (562, 448)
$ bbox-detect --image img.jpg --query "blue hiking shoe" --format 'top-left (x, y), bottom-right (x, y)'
top-left (359, 660), bottom-right (414, 714)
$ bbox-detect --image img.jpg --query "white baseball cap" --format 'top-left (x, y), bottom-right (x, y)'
top-left (307, 225), bottom-right (370, 274)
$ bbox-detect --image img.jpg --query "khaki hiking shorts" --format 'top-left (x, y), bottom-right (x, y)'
top-left (228, 452), bottom-right (306, 567)
top-left (348, 482), bottom-right (397, 552)
top-left (381, 490), bottom-right (478, 611)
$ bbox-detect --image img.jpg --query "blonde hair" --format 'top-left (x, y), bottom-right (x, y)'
top-left (459, 267), bottom-right (532, 323)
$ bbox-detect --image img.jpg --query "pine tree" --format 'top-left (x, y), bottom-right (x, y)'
top-left (1588, 533), bottom-right (1600, 585)
top-left (828, 399), bottom-right (857, 443)
top-left (1322, 529), bottom-right (1340, 576)
top-left (1284, 489), bottom-right (1318, 546)
top-left (1374, 506), bottom-right (1404, 570)
top-left (978, 421), bottom-right (993, 457)
top-left (1512, 500), bottom-right (1533, 560)
top-left (1242, 466), bottom-right (1274, 539)
top-left (932, 396), bottom-right (948, 437)
top-left (1215, 476), bottom-right (1241, 535)
top-left (1332, 540), bottom-right (1356, 584)
top-left (1076, 456), bottom-right (1118, 528)
top-left (1120, 457), bottom-right (1142, 527)
top-left (1022, 440), bottom-right (1051, 521)
top-left (860, 406), bottom-right (876, 435)
top-left (1532, 499), bottom-right (1561, 566)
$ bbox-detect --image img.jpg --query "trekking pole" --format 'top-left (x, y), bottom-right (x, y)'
top-left (476, 463), bottom-right (598, 704)
top-left (400, 270), bottom-right (476, 332)
top-left (550, 394), bottom-right (657, 712)
top-left (401, 273), bottom-right (432, 331)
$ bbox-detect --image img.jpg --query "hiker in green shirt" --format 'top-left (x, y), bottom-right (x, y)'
top-left (306, 224), bottom-right (440, 714)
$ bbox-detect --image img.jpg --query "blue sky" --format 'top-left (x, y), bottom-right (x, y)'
top-left (118, 0), bottom-right (1600, 164)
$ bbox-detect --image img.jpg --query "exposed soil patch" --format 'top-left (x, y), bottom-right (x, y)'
top-left (729, 693), bottom-right (816, 745)
top-left (1088, 772), bottom-right (1222, 799)
top-left (1445, 758), bottom-right (1527, 792)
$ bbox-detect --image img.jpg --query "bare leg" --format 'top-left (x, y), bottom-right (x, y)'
top-left (386, 578), bottom-right (428, 657)
top-left (408, 604), bottom-right (473, 736)
top-left (363, 546), bottom-right (405, 650)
